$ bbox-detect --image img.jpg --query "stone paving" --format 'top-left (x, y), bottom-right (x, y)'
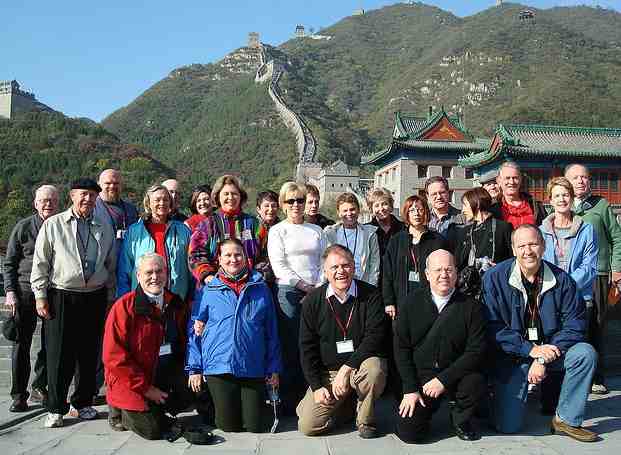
top-left (1, 378), bottom-right (620, 455)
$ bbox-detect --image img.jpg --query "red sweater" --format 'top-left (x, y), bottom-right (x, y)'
top-left (146, 222), bottom-right (167, 257)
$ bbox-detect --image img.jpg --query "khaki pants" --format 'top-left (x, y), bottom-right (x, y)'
top-left (297, 357), bottom-right (387, 435)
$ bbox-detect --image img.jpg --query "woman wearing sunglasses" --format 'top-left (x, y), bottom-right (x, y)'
top-left (267, 181), bottom-right (327, 414)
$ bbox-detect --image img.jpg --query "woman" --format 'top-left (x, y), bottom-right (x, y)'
top-left (540, 177), bottom-right (597, 304)
top-left (256, 190), bottom-right (280, 231)
top-left (188, 175), bottom-right (267, 285)
top-left (324, 192), bottom-right (380, 286)
top-left (450, 187), bottom-right (513, 278)
top-left (117, 185), bottom-right (192, 300)
top-left (267, 181), bottom-right (326, 413)
top-left (186, 239), bottom-right (281, 432)
top-left (383, 195), bottom-right (447, 319)
top-left (185, 185), bottom-right (213, 232)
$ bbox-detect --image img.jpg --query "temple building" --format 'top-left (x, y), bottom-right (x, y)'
top-left (458, 124), bottom-right (621, 204)
top-left (362, 108), bottom-right (489, 209)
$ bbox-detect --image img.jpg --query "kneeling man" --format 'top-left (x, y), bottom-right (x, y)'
top-left (103, 253), bottom-right (191, 440)
top-left (483, 224), bottom-right (598, 442)
top-left (395, 249), bottom-right (486, 443)
top-left (298, 245), bottom-right (387, 439)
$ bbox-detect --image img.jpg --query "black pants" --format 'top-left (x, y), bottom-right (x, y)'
top-left (45, 288), bottom-right (107, 414)
top-left (120, 357), bottom-right (194, 440)
top-left (10, 290), bottom-right (47, 400)
top-left (395, 372), bottom-right (485, 443)
top-left (206, 374), bottom-right (265, 432)
top-left (589, 275), bottom-right (609, 384)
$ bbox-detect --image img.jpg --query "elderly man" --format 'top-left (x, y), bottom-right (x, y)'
top-left (566, 163), bottom-right (621, 394)
top-left (162, 178), bottom-right (187, 222)
top-left (395, 249), bottom-right (486, 443)
top-left (103, 253), bottom-right (191, 440)
top-left (297, 245), bottom-right (387, 439)
top-left (490, 162), bottom-right (546, 228)
top-left (479, 169), bottom-right (501, 203)
top-left (4, 185), bottom-right (59, 412)
top-left (304, 184), bottom-right (335, 229)
top-left (425, 176), bottom-right (465, 237)
top-left (94, 169), bottom-right (139, 246)
top-left (31, 178), bottom-right (116, 428)
top-left (483, 224), bottom-right (598, 442)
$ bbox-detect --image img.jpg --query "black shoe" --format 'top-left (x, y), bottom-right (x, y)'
top-left (10, 399), bottom-right (28, 413)
top-left (30, 388), bottom-right (48, 406)
top-left (453, 419), bottom-right (480, 441)
top-left (540, 405), bottom-right (556, 416)
top-left (358, 423), bottom-right (378, 439)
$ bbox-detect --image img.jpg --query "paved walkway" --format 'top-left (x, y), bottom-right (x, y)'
top-left (1, 377), bottom-right (621, 455)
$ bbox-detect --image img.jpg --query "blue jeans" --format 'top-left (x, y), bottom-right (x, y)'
top-left (275, 285), bottom-right (307, 413)
top-left (492, 342), bottom-right (597, 433)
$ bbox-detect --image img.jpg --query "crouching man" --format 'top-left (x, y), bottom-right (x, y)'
top-left (103, 253), bottom-right (192, 439)
top-left (297, 245), bottom-right (387, 439)
top-left (395, 249), bottom-right (487, 443)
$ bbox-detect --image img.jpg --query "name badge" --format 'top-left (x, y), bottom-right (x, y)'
top-left (409, 271), bottom-right (420, 282)
top-left (159, 343), bottom-right (172, 356)
top-left (240, 229), bottom-right (252, 242)
top-left (528, 328), bottom-right (539, 341)
top-left (336, 339), bottom-right (354, 354)
top-left (116, 229), bottom-right (126, 240)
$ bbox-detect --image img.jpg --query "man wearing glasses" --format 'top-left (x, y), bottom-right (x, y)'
top-left (297, 245), bottom-right (387, 439)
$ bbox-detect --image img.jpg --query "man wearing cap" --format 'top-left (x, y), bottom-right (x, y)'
top-left (31, 178), bottom-right (116, 428)
top-left (479, 169), bottom-right (502, 204)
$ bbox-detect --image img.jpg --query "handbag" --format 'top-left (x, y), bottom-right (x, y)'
top-left (2, 314), bottom-right (19, 342)
top-left (457, 219), bottom-right (496, 298)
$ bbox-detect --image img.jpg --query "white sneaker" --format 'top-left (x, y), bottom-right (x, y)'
top-left (44, 413), bottom-right (64, 428)
top-left (68, 405), bottom-right (98, 420)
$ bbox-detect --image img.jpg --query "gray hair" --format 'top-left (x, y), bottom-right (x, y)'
top-left (499, 161), bottom-right (521, 174)
top-left (35, 185), bottom-right (59, 200)
top-left (322, 244), bottom-right (354, 264)
top-left (142, 185), bottom-right (172, 221)
top-left (564, 163), bottom-right (590, 177)
top-left (425, 249), bottom-right (455, 270)
top-left (511, 224), bottom-right (544, 247)
top-left (136, 253), bottom-right (166, 272)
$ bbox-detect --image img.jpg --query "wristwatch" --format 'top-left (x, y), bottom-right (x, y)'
top-left (537, 357), bottom-right (546, 365)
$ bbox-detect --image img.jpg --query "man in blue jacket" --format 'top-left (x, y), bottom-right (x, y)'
top-left (482, 224), bottom-right (598, 442)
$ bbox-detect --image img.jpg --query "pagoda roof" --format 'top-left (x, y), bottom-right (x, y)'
top-left (363, 109), bottom-right (486, 165)
top-left (459, 124), bottom-right (621, 167)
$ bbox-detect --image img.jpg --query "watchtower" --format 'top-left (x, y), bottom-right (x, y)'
top-left (248, 32), bottom-right (260, 48)
top-left (295, 25), bottom-right (305, 38)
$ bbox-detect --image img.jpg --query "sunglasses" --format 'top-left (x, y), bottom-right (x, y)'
top-left (285, 198), bottom-right (306, 205)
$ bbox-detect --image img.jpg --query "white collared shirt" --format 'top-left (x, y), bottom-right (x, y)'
top-left (430, 288), bottom-right (455, 313)
top-left (144, 290), bottom-right (164, 311)
top-left (326, 280), bottom-right (358, 304)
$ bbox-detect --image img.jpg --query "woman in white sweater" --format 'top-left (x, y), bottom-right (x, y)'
top-left (267, 181), bottom-right (326, 414)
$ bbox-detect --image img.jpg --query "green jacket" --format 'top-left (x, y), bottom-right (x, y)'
top-left (575, 194), bottom-right (621, 274)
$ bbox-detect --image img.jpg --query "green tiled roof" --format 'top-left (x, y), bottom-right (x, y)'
top-left (393, 109), bottom-right (473, 141)
top-left (459, 123), bottom-right (621, 167)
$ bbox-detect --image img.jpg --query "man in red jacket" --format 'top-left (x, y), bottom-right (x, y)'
top-left (103, 252), bottom-right (191, 439)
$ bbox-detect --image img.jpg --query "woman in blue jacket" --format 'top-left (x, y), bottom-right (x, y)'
top-left (540, 177), bottom-right (597, 303)
top-left (186, 238), bottom-right (281, 432)
top-left (116, 184), bottom-right (192, 300)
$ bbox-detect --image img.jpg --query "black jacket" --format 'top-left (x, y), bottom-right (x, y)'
top-left (448, 217), bottom-right (514, 272)
top-left (382, 230), bottom-right (448, 309)
top-left (489, 192), bottom-right (547, 227)
top-left (299, 280), bottom-right (387, 391)
top-left (307, 213), bottom-right (335, 230)
top-left (396, 289), bottom-right (486, 393)
top-left (367, 215), bottom-right (405, 259)
top-left (4, 214), bottom-right (43, 294)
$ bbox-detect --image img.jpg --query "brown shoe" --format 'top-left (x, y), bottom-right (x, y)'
top-left (551, 416), bottom-right (598, 442)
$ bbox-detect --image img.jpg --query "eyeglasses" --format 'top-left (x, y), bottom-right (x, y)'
top-left (284, 198), bottom-right (305, 205)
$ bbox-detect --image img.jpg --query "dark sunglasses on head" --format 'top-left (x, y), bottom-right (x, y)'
top-left (284, 198), bottom-right (306, 205)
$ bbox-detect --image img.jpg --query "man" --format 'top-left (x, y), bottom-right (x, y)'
top-left (31, 178), bottom-right (116, 428)
top-left (565, 163), bottom-right (621, 394)
top-left (162, 178), bottom-right (187, 222)
top-left (103, 253), bottom-right (191, 439)
top-left (94, 169), bottom-right (139, 248)
top-left (490, 162), bottom-right (546, 228)
top-left (4, 185), bottom-right (59, 412)
top-left (425, 176), bottom-right (465, 237)
top-left (297, 245), bottom-right (387, 439)
top-left (483, 224), bottom-right (598, 442)
top-left (305, 184), bottom-right (335, 229)
top-left (479, 169), bottom-right (501, 203)
top-left (395, 250), bottom-right (486, 443)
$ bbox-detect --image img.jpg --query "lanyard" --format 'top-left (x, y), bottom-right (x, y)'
top-left (409, 245), bottom-right (419, 273)
top-left (525, 275), bottom-right (543, 327)
top-left (342, 226), bottom-right (358, 255)
top-left (76, 219), bottom-right (92, 267)
top-left (326, 297), bottom-right (356, 340)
